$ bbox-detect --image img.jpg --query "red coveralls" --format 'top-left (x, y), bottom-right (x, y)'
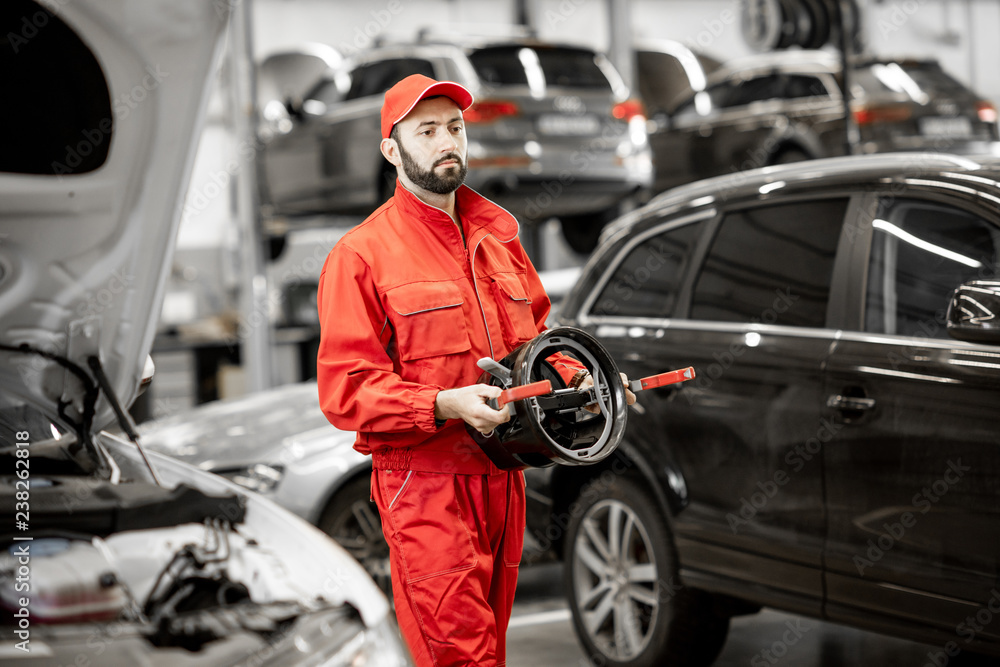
top-left (316, 182), bottom-right (580, 666)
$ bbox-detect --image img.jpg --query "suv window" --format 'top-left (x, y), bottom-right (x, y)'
top-left (727, 74), bottom-right (783, 107)
top-left (690, 199), bottom-right (849, 327)
top-left (591, 219), bottom-right (706, 318)
top-left (346, 59), bottom-right (435, 101)
top-left (865, 198), bottom-right (1000, 338)
top-left (1, 0), bottom-right (112, 175)
top-left (853, 61), bottom-right (971, 100)
top-left (468, 46), bottom-right (611, 90)
top-left (784, 74), bottom-right (830, 100)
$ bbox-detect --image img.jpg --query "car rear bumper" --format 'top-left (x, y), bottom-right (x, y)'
top-left (470, 175), bottom-right (647, 219)
top-left (466, 147), bottom-right (653, 219)
top-left (862, 136), bottom-right (1000, 157)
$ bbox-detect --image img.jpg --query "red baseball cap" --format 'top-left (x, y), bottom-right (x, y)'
top-left (381, 74), bottom-right (474, 139)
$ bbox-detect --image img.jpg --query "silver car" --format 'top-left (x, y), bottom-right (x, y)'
top-left (258, 38), bottom-right (654, 253)
top-left (0, 1), bottom-right (410, 663)
top-left (137, 383), bottom-right (390, 593)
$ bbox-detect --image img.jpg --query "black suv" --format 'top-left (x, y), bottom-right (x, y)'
top-left (526, 152), bottom-right (1000, 666)
top-left (649, 50), bottom-right (1000, 195)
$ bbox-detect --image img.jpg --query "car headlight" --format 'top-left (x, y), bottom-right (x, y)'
top-left (260, 608), bottom-right (413, 667)
top-left (214, 463), bottom-right (285, 494)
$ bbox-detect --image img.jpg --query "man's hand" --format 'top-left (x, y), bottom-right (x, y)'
top-left (579, 372), bottom-right (637, 414)
top-left (435, 384), bottom-right (511, 435)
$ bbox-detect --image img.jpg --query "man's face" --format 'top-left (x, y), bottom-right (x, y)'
top-left (392, 96), bottom-right (468, 195)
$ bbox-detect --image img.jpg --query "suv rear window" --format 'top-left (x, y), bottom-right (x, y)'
top-left (690, 199), bottom-right (849, 327)
top-left (852, 62), bottom-right (970, 100)
top-left (346, 59), bottom-right (435, 100)
top-left (469, 46), bottom-right (612, 90)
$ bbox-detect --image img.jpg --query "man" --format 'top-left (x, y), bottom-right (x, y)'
top-left (316, 74), bottom-right (624, 666)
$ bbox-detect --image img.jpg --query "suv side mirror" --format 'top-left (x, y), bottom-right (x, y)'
top-left (946, 280), bottom-right (1000, 344)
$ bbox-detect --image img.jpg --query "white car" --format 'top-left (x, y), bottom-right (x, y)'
top-left (0, 1), bottom-right (411, 664)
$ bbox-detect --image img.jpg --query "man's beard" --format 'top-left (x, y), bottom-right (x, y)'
top-left (398, 140), bottom-right (468, 195)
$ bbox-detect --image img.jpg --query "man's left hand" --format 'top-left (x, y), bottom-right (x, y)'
top-left (579, 372), bottom-right (637, 414)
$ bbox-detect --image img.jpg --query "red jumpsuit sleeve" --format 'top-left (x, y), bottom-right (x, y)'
top-left (316, 244), bottom-right (441, 435)
top-left (521, 256), bottom-right (587, 385)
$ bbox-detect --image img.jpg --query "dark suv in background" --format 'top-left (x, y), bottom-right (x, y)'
top-left (528, 152), bottom-right (1000, 666)
top-left (257, 38), bottom-right (653, 253)
top-left (649, 50), bottom-right (1000, 194)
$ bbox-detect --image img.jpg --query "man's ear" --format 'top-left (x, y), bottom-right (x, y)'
top-left (380, 137), bottom-right (401, 166)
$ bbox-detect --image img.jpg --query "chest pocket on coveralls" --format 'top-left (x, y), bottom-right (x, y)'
top-left (385, 282), bottom-right (472, 388)
top-left (490, 273), bottom-right (538, 350)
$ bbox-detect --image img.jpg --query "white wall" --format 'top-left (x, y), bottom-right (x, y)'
top-left (866, 0), bottom-right (1000, 102)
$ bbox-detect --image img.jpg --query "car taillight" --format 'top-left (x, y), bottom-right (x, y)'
top-left (612, 98), bottom-right (646, 121)
top-left (852, 104), bottom-right (912, 125)
top-left (464, 100), bottom-right (519, 124)
top-left (977, 101), bottom-right (998, 123)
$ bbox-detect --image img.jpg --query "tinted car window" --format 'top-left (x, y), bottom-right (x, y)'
top-left (853, 61), bottom-right (970, 99)
top-left (690, 199), bottom-right (849, 326)
top-left (865, 199), bottom-right (1000, 338)
top-left (591, 219), bottom-right (706, 318)
top-left (469, 46), bottom-right (611, 90)
top-left (727, 74), bottom-right (783, 107)
top-left (673, 82), bottom-right (732, 117)
top-left (346, 58), bottom-right (435, 100)
top-left (784, 75), bottom-right (830, 100)
top-left (1, 0), bottom-right (112, 175)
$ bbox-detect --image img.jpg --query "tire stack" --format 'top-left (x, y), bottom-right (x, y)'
top-left (740, 0), bottom-right (864, 53)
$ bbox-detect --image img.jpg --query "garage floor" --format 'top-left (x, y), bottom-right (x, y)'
top-left (506, 563), bottom-right (972, 667)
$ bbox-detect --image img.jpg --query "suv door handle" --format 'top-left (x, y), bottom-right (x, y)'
top-left (826, 395), bottom-right (876, 411)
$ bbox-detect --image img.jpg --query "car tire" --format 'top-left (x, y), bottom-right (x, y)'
top-left (770, 147), bottom-right (812, 165)
top-left (565, 475), bottom-right (729, 667)
top-left (317, 474), bottom-right (392, 597)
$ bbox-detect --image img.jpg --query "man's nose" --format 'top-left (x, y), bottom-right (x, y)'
top-left (437, 132), bottom-right (459, 153)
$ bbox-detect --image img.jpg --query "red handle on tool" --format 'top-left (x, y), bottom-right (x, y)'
top-left (631, 367), bottom-right (696, 391)
top-left (496, 379), bottom-right (553, 409)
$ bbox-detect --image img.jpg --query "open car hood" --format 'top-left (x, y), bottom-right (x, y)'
top-left (0, 0), bottom-right (229, 435)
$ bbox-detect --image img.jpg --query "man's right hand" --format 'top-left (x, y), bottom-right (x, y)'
top-left (435, 384), bottom-right (511, 435)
